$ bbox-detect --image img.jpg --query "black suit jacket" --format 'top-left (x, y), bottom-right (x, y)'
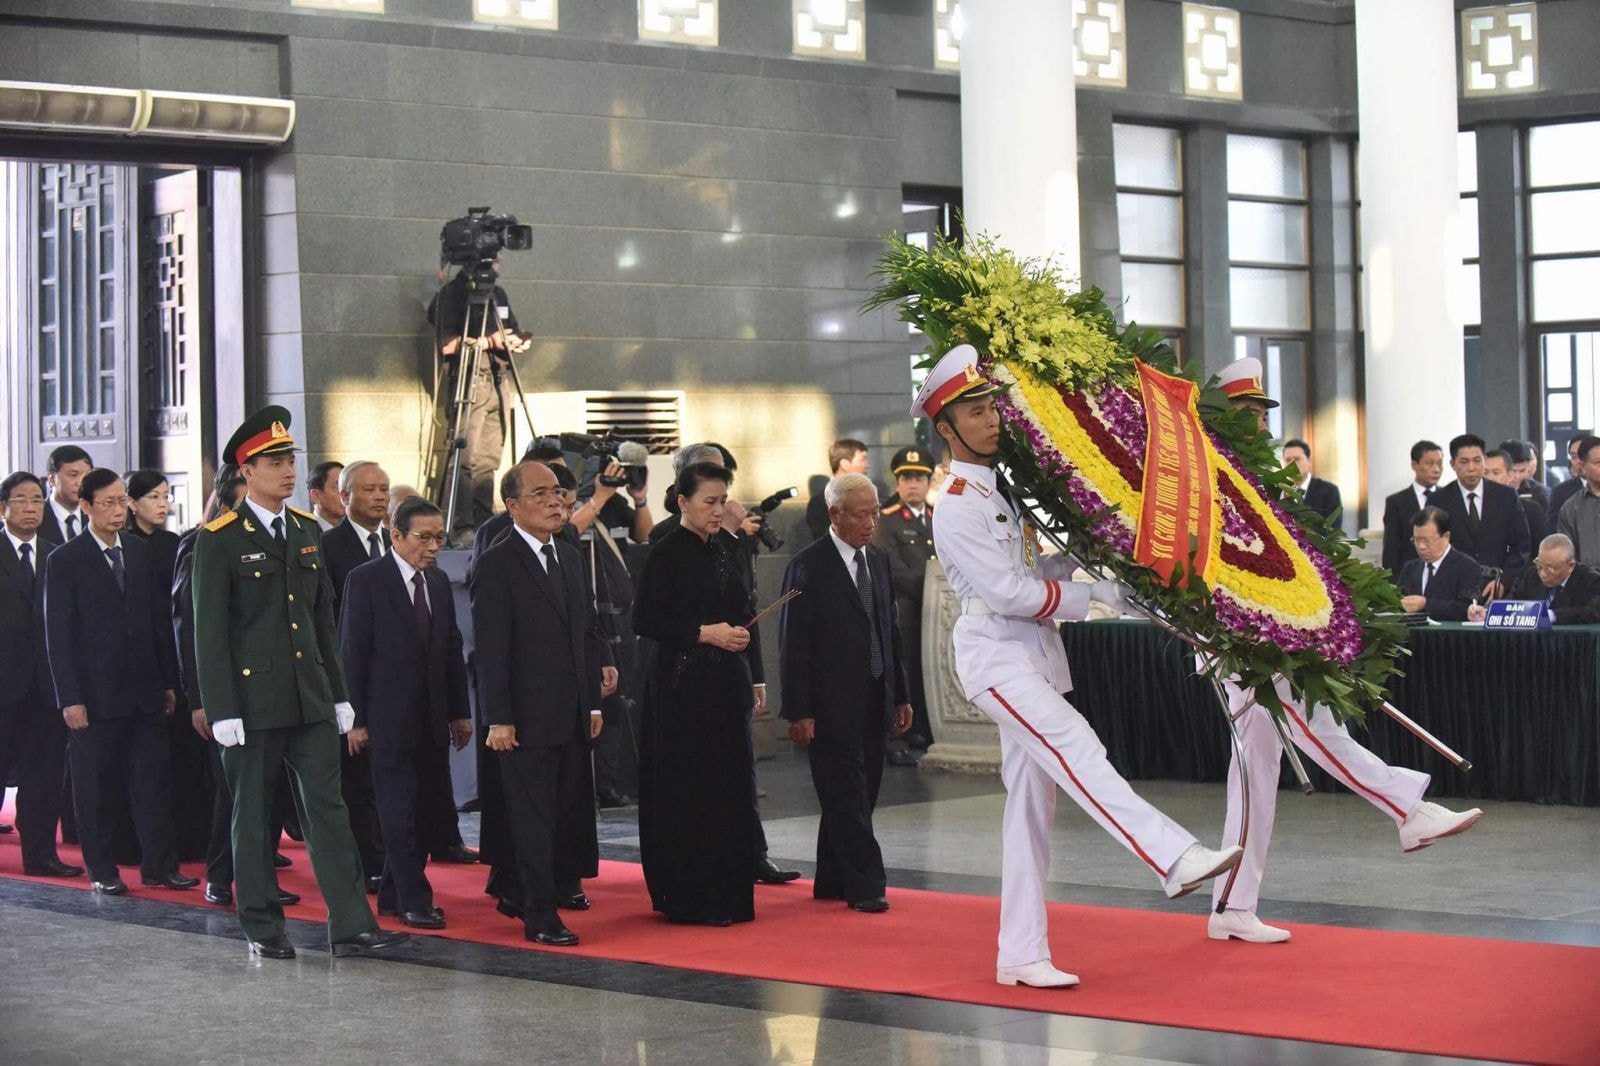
top-left (36, 503), bottom-right (86, 548)
top-left (1381, 486), bottom-right (1431, 575)
top-left (1508, 563), bottom-right (1600, 626)
top-left (1398, 546), bottom-right (1483, 622)
top-left (0, 533), bottom-right (58, 709)
top-left (470, 530), bottom-right (611, 747)
top-left (1433, 480), bottom-right (1530, 573)
top-left (1518, 491), bottom-right (1549, 547)
top-left (778, 536), bottom-right (909, 739)
top-left (340, 554), bottom-right (470, 747)
top-left (1301, 477), bottom-right (1342, 522)
top-left (43, 532), bottom-right (179, 719)
top-left (323, 518), bottom-right (391, 615)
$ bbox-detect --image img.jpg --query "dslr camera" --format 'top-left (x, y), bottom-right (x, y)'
top-left (747, 487), bottom-right (798, 552)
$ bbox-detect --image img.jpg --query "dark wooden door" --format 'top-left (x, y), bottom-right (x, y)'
top-left (139, 170), bottom-right (209, 531)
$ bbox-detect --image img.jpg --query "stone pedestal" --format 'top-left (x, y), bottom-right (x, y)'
top-left (917, 559), bottom-right (1003, 773)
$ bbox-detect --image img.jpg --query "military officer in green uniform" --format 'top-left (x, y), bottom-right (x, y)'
top-left (874, 447), bottom-right (937, 763)
top-left (192, 407), bottom-right (409, 960)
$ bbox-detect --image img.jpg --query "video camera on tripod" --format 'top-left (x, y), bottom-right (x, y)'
top-left (430, 206), bottom-right (540, 533)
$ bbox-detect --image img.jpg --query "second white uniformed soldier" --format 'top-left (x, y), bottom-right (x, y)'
top-left (913, 344), bottom-right (1243, 989)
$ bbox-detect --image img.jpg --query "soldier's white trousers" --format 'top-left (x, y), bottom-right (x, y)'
top-left (1213, 675), bottom-right (1431, 913)
top-left (971, 673), bottom-right (1198, 969)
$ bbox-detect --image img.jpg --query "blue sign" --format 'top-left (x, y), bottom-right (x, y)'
top-left (1483, 599), bottom-right (1551, 631)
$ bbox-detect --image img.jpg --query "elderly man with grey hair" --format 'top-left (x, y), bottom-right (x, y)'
top-left (778, 473), bottom-right (912, 912)
top-left (1470, 532), bottom-right (1600, 625)
top-left (643, 442), bottom-right (800, 886)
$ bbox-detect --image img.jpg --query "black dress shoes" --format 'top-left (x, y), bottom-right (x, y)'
top-left (849, 896), bottom-right (890, 913)
top-left (885, 749), bottom-right (919, 767)
top-left (495, 898), bottom-right (524, 921)
top-left (142, 872), bottom-right (201, 890)
top-left (431, 844), bottom-right (479, 864)
top-left (524, 913), bottom-right (579, 947)
top-left (400, 909), bottom-right (447, 930)
top-left (364, 875), bottom-right (382, 894)
top-left (557, 891), bottom-right (591, 911)
top-left (205, 883), bottom-right (234, 905)
top-left (755, 857), bottom-right (800, 884)
top-left (23, 859), bottom-right (84, 878)
top-left (273, 852), bottom-right (292, 869)
top-left (277, 889), bottom-right (301, 907)
top-left (248, 935), bottom-right (296, 960)
top-left (596, 788), bottom-right (636, 808)
top-left (0, 823), bottom-right (12, 833)
top-left (379, 903), bottom-right (446, 918)
top-left (330, 928), bottom-right (411, 957)
top-left (91, 877), bottom-right (128, 895)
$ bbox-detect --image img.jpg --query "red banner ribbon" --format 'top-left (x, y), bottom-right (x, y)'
top-left (1132, 360), bottom-right (1215, 588)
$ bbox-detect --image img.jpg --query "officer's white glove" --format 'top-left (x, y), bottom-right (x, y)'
top-left (212, 719), bottom-right (247, 748)
top-left (1089, 579), bottom-right (1132, 616)
top-left (335, 702), bottom-right (356, 735)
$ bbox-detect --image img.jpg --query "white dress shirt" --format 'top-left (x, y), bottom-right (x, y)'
top-left (513, 524), bottom-right (557, 572)
top-left (392, 552), bottom-right (430, 612)
top-left (50, 497), bottom-right (86, 539)
top-left (828, 527), bottom-right (871, 580)
top-left (1419, 545), bottom-right (1451, 593)
top-left (244, 496), bottom-right (289, 534)
top-left (350, 519), bottom-right (388, 557)
top-left (1413, 482), bottom-right (1436, 510)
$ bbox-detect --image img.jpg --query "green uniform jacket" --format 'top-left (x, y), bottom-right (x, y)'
top-left (191, 501), bottom-right (349, 730)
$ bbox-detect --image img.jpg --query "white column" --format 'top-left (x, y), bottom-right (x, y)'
top-left (1356, 0), bottom-right (1467, 520)
top-left (958, 0), bottom-right (1079, 277)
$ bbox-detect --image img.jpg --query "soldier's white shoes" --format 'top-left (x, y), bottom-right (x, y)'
top-left (997, 959), bottom-right (1080, 989)
top-left (1399, 801), bottom-right (1483, 853)
top-left (1208, 908), bottom-right (1292, 943)
top-left (1162, 843), bottom-right (1244, 899)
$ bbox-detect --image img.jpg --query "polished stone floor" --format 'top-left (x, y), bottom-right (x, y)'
top-left (3, 754), bottom-right (1595, 1065)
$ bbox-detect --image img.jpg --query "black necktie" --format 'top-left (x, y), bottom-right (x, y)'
top-left (854, 549), bottom-right (884, 679)
top-left (1424, 562), bottom-right (1435, 593)
top-left (19, 542), bottom-right (34, 591)
top-left (106, 545), bottom-right (125, 593)
top-left (368, 531), bottom-right (382, 559)
top-left (411, 571), bottom-right (432, 646)
top-left (1467, 491), bottom-right (1481, 527)
top-left (540, 543), bottom-right (568, 612)
top-left (65, 513), bottom-right (79, 540)
top-left (272, 516), bottom-right (285, 545)
top-left (1423, 486), bottom-right (1435, 503)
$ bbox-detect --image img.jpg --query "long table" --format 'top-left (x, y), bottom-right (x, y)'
top-left (1058, 620), bottom-right (1600, 806)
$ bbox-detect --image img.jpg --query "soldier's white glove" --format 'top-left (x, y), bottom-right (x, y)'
top-left (1089, 579), bottom-right (1132, 616)
top-left (212, 719), bottom-right (247, 748)
top-left (335, 702), bottom-right (356, 735)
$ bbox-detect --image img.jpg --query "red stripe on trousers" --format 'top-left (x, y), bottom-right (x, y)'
top-left (988, 687), bottom-right (1169, 878)
top-left (1283, 704), bottom-right (1407, 820)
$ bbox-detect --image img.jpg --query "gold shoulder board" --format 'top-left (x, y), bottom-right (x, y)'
top-left (204, 510), bottom-right (240, 533)
top-left (881, 503), bottom-right (899, 515)
top-left (288, 505), bottom-right (317, 521)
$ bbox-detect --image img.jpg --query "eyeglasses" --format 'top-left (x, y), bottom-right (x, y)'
top-left (91, 495), bottom-right (131, 510)
top-left (402, 532), bottom-right (448, 546)
top-left (2, 496), bottom-right (44, 508)
top-left (507, 487), bottom-right (564, 503)
top-left (1534, 560), bottom-right (1570, 573)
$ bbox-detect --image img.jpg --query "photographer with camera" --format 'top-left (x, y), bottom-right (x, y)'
top-left (569, 438), bottom-right (655, 545)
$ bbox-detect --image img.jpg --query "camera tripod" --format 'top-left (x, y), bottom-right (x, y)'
top-left (432, 279), bottom-right (540, 534)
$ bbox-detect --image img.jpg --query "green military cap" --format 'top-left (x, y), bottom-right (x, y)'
top-left (224, 405), bottom-right (298, 468)
top-left (891, 447), bottom-right (934, 476)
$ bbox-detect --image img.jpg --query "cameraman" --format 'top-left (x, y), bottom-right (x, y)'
top-left (427, 265), bottom-right (531, 538)
top-left (571, 452), bottom-right (654, 544)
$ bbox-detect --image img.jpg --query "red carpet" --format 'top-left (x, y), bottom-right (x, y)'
top-left (3, 816), bottom-right (1597, 1065)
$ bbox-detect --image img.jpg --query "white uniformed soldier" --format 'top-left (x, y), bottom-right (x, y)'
top-left (914, 345), bottom-right (1242, 989)
top-left (1208, 359), bottom-right (1483, 944)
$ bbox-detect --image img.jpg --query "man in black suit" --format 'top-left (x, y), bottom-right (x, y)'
top-left (320, 459), bottom-right (395, 887)
top-left (1398, 507), bottom-right (1484, 622)
top-left (1381, 440), bottom-right (1444, 580)
top-left (1469, 533), bottom-right (1600, 626)
top-left (340, 497), bottom-right (472, 929)
top-left (1282, 439), bottom-right (1341, 522)
top-left (1548, 432), bottom-right (1594, 526)
top-left (1485, 448), bottom-right (1548, 545)
top-left (472, 461), bottom-right (614, 946)
top-left (1433, 433), bottom-right (1530, 579)
top-left (37, 444), bottom-right (92, 546)
top-left (1501, 440), bottom-right (1550, 515)
top-left (780, 474), bottom-right (912, 913)
top-left (805, 439), bottom-right (870, 543)
top-left (0, 472), bottom-right (80, 876)
top-left (42, 468), bottom-right (196, 894)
